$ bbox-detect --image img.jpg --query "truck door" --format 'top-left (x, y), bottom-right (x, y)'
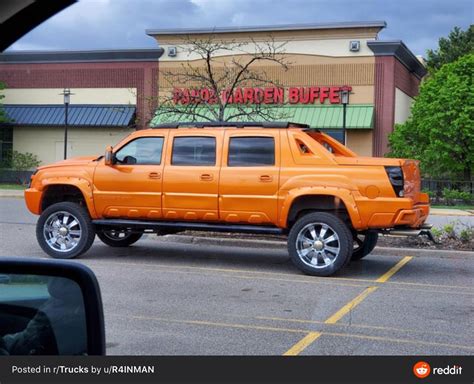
top-left (219, 130), bottom-right (280, 224)
top-left (162, 130), bottom-right (222, 221)
top-left (93, 133), bottom-right (167, 219)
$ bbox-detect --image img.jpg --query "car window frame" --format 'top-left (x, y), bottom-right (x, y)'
top-left (227, 136), bottom-right (276, 167)
top-left (170, 135), bottom-right (217, 166)
top-left (114, 136), bottom-right (165, 166)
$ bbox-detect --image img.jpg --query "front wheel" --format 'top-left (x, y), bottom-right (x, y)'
top-left (97, 230), bottom-right (143, 247)
top-left (36, 202), bottom-right (95, 259)
top-left (288, 212), bottom-right (352, 276)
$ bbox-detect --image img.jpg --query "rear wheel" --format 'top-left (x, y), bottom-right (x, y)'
top-left (351, 231), bottom-right (378, 260)
top-left (36, 202), bottom-right (95, 259)
top-left (288, 212), bottom-right (352, 276)
top-left (97, 230), bottom-right (143, 247)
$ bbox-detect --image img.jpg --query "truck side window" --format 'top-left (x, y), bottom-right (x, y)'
top-left (115, 137), bottom-right (164, 165)
top-left (228, 137), bottom-right (275, 166)
top-left (171, 136), bottom-right (216, 166)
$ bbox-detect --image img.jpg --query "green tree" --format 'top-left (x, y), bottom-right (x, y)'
top-left (388, 54), bottom-right (473, 180)
top-left (426, 25), bottom-right (474, 73)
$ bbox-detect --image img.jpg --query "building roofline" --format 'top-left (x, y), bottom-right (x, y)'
top-left (367, 40), bottom-right (427, 79)
top-left (0, 48), bottom-right (164, 64)
top-left (146, 21), bottom-right (387, 36)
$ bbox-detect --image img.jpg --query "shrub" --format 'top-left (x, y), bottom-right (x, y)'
top-left (10, 151), bottom-right (41, 185)
top-left (11, 151), bottom-right (40, 172)
top-left (442, 188), bottom-right (473, 205)
top-left (459, 229), bottom-right (473, 242)
top-left (443, 223), bottom-right (456, 238)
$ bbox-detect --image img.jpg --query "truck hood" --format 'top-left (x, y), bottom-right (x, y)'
top-left (38, 156), bottom-right (99, 170)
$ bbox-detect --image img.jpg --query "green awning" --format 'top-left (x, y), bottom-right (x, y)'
top-left (151, 104), bottom-right (374, 129)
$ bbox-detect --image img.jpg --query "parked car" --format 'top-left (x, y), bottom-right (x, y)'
top-left (24, 122), bottom-right (430, 276)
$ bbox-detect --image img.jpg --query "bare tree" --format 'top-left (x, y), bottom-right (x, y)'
top-left (153, 34), bottom-right (291, 124)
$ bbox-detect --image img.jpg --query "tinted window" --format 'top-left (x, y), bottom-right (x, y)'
top-left (228, 137), bottom-right (275, 166)
top-left (115, 137), bottom-right (164, 165)
top-left (172, 137), bottom-right (216, 166)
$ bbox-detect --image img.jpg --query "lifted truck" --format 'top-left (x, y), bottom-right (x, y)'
top-left (24, 122), bottom-right (430, 276)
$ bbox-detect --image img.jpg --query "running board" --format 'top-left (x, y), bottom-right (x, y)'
top-left (93, 219), bottom-right (285, 235)
top-left (380, 223), bottom-right (437, 243)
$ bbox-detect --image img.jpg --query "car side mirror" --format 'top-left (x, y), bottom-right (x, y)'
top-left (0, 258), bottom-right (105, 355)
top-left (104, 145), bottom-right (114, 166)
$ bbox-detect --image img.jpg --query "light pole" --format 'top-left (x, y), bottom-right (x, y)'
top-left (339, 85), bottom-right (351, 145)
top-left (61, 88), bottom-right (72, 159)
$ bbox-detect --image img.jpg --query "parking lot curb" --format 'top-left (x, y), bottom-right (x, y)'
top-left (157, 234), bottom-right (474, 258)
top-left (430, 208), bottom-right (473, 216)
top-left (0, 190), bottom-right (24, 198)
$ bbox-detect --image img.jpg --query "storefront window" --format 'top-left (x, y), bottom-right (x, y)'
top-left (0, 126), bottom-right (13, 168)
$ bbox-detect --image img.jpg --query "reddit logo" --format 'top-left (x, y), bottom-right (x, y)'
top-left (413, 361), bottom-right (431, 379)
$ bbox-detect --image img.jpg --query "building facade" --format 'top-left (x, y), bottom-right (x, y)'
top-left (147, 21), bottom-right (426, 157)
top-left (0, 49), bottom-right (162, 165)
top-left (0, 21), bottom-right (426, 167)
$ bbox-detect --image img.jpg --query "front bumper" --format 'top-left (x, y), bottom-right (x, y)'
top-left (24, 188), bottom-right (42, 215)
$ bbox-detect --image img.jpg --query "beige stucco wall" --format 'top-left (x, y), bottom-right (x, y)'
top-left (159, 38), bottom-right (375, 62)
top-left (394, 88), bottom-right (414, 124)
top-left (13, 126), bottom-right (134, 165)
top-left (3, 88), bottom-right (137, 105)
top-left (346, 130), bottom-right (373, 156)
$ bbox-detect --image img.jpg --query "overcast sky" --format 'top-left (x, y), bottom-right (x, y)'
top-left (8, 0), bottom-right (473, 56)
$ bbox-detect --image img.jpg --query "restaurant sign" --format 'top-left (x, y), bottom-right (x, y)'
top-left (173, 86), bottom-right (352, 105)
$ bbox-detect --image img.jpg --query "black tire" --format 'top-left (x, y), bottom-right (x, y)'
top-left (97, 230), bottom-right (143, 247)
top-left (351, 231), bottom-right (378, 261)
top-left (36, 202), bottom-right (95, 259)
top-left (288, 212), bottom-right (352, 276)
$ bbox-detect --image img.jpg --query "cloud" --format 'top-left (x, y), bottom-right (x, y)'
top-left (7, 0), bottom-right (473, 56)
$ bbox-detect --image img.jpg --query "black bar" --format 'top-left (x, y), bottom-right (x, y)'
top-left (342, 102), bottom-right (346, 145)
top-left (64, 103), bottom-right (69, 159)
top-left (153, 122), bottom-right (309, 129)
top-left (0, 356), bottom-right (471, 383)
top-left (93, 219), bottom-right (285, 235)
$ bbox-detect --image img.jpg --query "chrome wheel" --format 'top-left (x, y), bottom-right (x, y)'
top-left (296, 222), bottom-right (340, 269)
top-left (43, 211), bottom-right (82, 253)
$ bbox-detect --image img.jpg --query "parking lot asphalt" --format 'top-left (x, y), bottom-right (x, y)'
top-left (0, 198), bottom-right (473, 355)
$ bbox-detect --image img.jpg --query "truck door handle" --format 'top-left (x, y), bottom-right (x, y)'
top-left (259, 175), bottom-right (273, 182)
top-left (148, 172), bottom-right (161, 179)
top-left (200, 173), bottom-right (213, 181)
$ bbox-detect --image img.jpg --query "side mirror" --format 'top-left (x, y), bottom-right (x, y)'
top-left (104, 145), bottom-right (114, 166)
top-left (0, 258), bottom-right (105, 355)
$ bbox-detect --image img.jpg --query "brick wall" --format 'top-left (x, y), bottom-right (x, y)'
top-left (0, 61), bottom-right (159, 128)
top-left (373, 56), bottom-right (421, 156)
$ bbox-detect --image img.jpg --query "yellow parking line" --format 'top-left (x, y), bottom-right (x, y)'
top-left (283, 332), bottom-right (322, 356)
top-left (256, 316), bottom-right (458, 338)
top-left (324, 286), bottom-right (378, 324)
top-left (282, 257), bottom-right (413, 355)
top-left (88, 259), bottom-right (474, 292)
top-left (376, 256), bottom-right (413, 283)
top-left (108, 313), bottom-right (474, 352)
top-left (125, 314), bottom-right (308, 334)
top-left (322, 330), bottom-right (474, 352)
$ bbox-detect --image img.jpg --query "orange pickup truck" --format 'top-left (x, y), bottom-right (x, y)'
top-left (24, 122), bottom-right (430, 276)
